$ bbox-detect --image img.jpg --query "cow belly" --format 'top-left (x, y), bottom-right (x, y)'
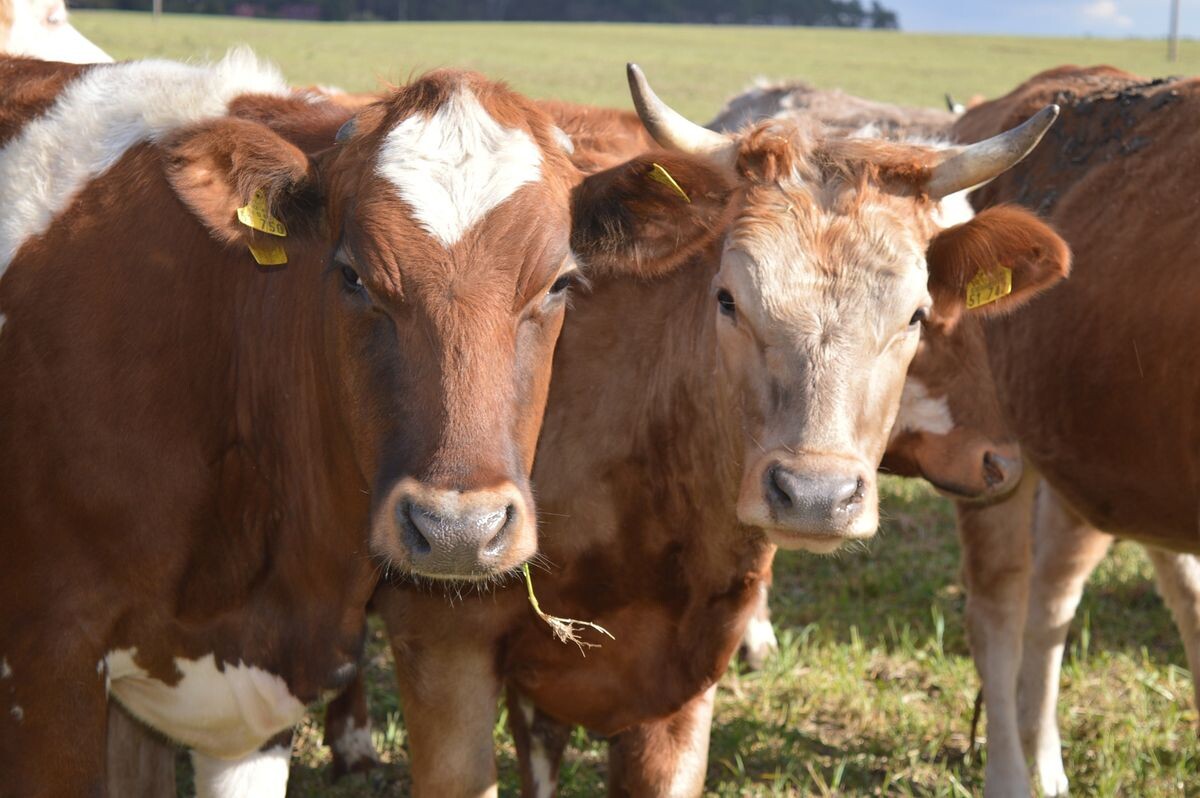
top-left (106, 649), bottom-right (305, 758)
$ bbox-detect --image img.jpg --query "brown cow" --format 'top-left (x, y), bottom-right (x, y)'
top-left (886, 65), bottom-right (1200, 797)
top-left (0, 53), bottom-right (734, 797)
top-left (0, 0), bottom-right (109, 63)
top-left (321, 67), bottom-right (1068, 796)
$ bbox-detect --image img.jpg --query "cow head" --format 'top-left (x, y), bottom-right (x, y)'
top-left (165, 71), bottom-right (731, 580)
top-left (1, 0), bottom-right (112, 63)
top-left (626, 65), bottom-right (1069, 552)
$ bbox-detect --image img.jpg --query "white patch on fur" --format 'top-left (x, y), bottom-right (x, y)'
top-left (932, 189), bottom-right (975, 229)
top-left (333, 717), bottom-right (379, 769)
top-left (105, 648), bottom-right (305, 759)
top-left (889, 377), bottom-right (954, 441)
top-left (0, 48), bottom-right (289, 273)
top-left (10, 705), bottom-right (22, 722)
top-left (0, 658), bottom-right (11, 679)
top-left (4, 0), bottom-right (112, 64)
top-left (191, 745), bottom-right (290, 798)
top-left (376, 86), bottom-right (542, 248)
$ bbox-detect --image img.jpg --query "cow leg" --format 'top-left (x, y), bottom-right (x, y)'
top-left (324, 667), bottom-right (381, 779)
top-left (106, 701), bottom-right (177, 798)
top-left (386, 618), bottom-right (501, 797)
top-left (506, 688), bottom-right (570, 798)
top-left (1146, 548), bottom-right (1200, 709)
top-left (190, 731), bottom-right (292, 798)
top-left (607, 683), bottom-right (717, 798)
top-left (738, 579), bottom-right (778, 671)
top-left (956, 474), bottom-right (1037, 798)
top-left (0, 646), bottom-right (109, 797)
top-left (1016, 488), bottom-right (1111, 798)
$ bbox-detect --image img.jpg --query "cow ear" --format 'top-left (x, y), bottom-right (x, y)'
top-left (926, 204), bottom-right (1071, 329)
top-left (570, 151), bottom-right (734, 279)
top-left (163, 118), bottom-right (323, 257)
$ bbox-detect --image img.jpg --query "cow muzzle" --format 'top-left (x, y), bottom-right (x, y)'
top-left (372, 478), bottom-right (535, 580)
top-left (738, 452), bottom-right (878, 553)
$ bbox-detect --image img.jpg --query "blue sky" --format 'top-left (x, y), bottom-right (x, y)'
top-left (887, 0), bottom-right (1197, 38)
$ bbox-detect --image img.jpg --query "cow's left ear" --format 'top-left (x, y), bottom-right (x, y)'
top-left (926, 204), bottom-right (1071, 329)
top-left (163, 117), bottom-right (323, 252)
top-left (570, 151), bottom-right (734, 280)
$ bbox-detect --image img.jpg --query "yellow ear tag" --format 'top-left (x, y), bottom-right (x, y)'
top-left (647, 162), bottom-right (691, 203)
top-left (247, 241), bottom-right (288, 266)
top-left (237, 189), bottom-right (288, 237)
top-left (965, 266), bottom-right (1013, 309)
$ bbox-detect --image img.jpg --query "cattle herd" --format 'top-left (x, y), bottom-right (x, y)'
top-left (1, 3), bottom-right (1198, 797)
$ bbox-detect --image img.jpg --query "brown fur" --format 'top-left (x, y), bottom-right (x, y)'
top-left (0, 60), bottom-right (732, 795)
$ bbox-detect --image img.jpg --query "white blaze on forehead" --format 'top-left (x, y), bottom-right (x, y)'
top-left (376, 86), bottom-right (543, 248)
top-left (105, 648), bottom-right (306, 759)
top-left (889, 377), bottom-right (954, 442)
top-left (191, 746), bottom-right (290, 798)
top-left (0, 48), bottom-right (289, 273)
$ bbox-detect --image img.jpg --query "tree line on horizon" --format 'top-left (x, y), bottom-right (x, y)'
top-left (73, 0), bottom-right (901, 27)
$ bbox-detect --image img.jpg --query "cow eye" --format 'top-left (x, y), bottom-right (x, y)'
top-left (548, 271), bottom-right (577, 296)
top-left (340, 265), bottom-right (364, 292)
top-left (716, 289), bottom-right (736, 318)
top-left (909, 307), bottom-right (929, 327)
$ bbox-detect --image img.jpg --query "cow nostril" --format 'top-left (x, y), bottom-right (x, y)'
top-left (835, 476), bottom-right (865, 512)
top-left (766, 466), bottom-right (794, 509)
top-left (481, 504), bottom-right (516, 558)
top-left (982, 451), bottom-right (1006, 487)
top-left (399, 502), bottom-right (432, 556)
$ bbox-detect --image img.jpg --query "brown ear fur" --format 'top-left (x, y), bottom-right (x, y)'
top-left (163, 117), bottom-right (322, 248)
top-left (570, 151), bottom-right (734, 280)
top-left (927, 204), bottom-right (1071, 328)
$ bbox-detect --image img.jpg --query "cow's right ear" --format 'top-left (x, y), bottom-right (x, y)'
top-left (163, 117), bottom-right (323, 254)
top-left (570, 151), bottom-right (734, 280)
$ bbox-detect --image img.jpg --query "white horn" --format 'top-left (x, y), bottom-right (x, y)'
top-left (626, 63), bottom-right (738, 173)
top-left (927, 104), bottom-right (1059, 198)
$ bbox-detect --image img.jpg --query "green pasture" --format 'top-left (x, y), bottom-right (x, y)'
top-left (67, 14), bottom-right (1200, 795)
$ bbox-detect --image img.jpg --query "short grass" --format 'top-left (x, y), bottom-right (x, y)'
top-left (69, 15), bottom-right (1200, 795)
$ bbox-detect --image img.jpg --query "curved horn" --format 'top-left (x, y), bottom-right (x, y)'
top-left (926, 104), bottom-right (1059, 198)
top-left (626, 63), bottom-right (738, 173)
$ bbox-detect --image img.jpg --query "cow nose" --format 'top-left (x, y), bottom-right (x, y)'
top-left (766, 465), bottom-right (865, 522)
top-left (982, 450), bottom-right (1018, 488)
top-left (400, 500), bottom-right (515, 576)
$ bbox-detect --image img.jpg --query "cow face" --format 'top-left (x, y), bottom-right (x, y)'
top-left (627, 65), bottom-right (1069, 553)
top-left (1, 0), bottom-right (112, 63)
top-left (167, 72), bottom-right (732, 581)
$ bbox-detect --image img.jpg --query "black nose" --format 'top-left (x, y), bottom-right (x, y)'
top-left (399, 501), bottom-right (514, 576)
top-left (766, 465), bottom-right (865, 524)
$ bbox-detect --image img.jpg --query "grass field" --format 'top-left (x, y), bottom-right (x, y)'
top-left (68, 15), bottom-right (1200, 796)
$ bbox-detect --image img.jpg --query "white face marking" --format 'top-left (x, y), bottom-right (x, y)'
top-left (333, 717), bottom-right (379, 769)
top-left (105, 648), bottom-right (305, 759)
top-left (191, 745), bottom-right (290, 798)
top-left (0, 657), bottom-right (11, 679)
top-left (889, 377), bottom-right (955, 442)
top-left (3, 0), bottom-right (111, 64)
top-left (0, 48), bottom-right (289, 275)
top-left (376, 86), bottom-right (543, 248)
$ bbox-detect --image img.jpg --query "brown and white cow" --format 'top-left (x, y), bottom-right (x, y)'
top-left (0, 53), bottom-right (734, 797)
top-left (0, 0), bottom-right (109, 63)
top-left (877, 65), bottom-right (1200, 797)
top-left (318, 66), bottom-right (1068, 796)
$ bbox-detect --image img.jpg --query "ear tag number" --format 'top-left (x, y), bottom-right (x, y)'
top-left (965, 266), bottom-right (1012, 309)
top-left (247, 242), bottom-right (288, 266)
top-left (237, 189), bottom-right (288, 237)
top-left (648, 162), bottom-right (691, 203)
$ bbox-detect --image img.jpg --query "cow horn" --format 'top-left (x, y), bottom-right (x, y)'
top-left (335, 117), bottom-right (357, 144)
top-left (926, 104), bottom-right (1059, 198)
top-left (626, 63), bottom-right (738, 173)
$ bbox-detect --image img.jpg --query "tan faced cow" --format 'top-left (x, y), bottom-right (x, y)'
top-left (0, 53), bottom-right (733, 796)
top-left (316, 68), bottom-right (1067, 796)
